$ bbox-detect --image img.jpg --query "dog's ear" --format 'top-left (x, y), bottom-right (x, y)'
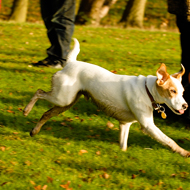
top-left (156, 63), bottom-right (170, 85)
top-left (171, 64), bottom-right (185, 82)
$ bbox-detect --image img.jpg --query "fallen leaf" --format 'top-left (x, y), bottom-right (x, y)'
top-left (18, 108), bottom-right (22, 112)
top-left (139, 169), bottom-right (146, 173)
top-left (157, 181), bottom-right (164, 186)
top-left (42, 185), bottom-right (48, 190)
top-left (7, 110), bottom-right (15, 114)
top-left (55, 160), bottom-right (61, 164)
top-left (10, 161), bottom-right (18, 166)
top-left (24, 160), bottom-right (32, 166)
top-left (103, 173), bottom-right (110, 179)
top-left (78, 184), bottom-right (82, 188)
top-left (34, 185), bottom-right (41, 190)
top-left (79, 149), bottom-right (88, 155)
top-left (61, 122), bottom-right (67, 126)
top-left (180, 171), bottom-right (189, 178)
top-left (131, 174), bottom-right (137, 179)
top-left (1, 182), bottom-right (8, 186)
top-left (65, 118), bottom-right (73, 122)
top-left (154, 181), bottom-right (164, 187)
top-left (45, 127), bottom-right (52, 131)
top-left (30, 181), bottom-right (36, 185)
top-left (110, 70), bottom-right (117, 74)
top-left (106, 121), bottom-right (114, 128)
top-left (0, 146), bottom-right (6, 151)
top-left (60, 181), bottom-right (72, 189)
top-left (47, 176), bottom-right (53, 183)
top-left (171, 173), bottom-right (176, 177)
top-left (60, 184), bottom-right (67, 188)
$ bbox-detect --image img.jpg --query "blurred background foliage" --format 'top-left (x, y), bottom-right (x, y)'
top-left (0, 0), bottom-right (176, 29)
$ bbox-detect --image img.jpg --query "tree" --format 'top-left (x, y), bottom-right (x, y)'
top-left (119, 0), bottom-right (147, 28)
top-left (9, 0), bottom-right (28, 22)
top-left (75, 0), bottom-right (117, 26)
top-left (99, 0), bottom-right (117, 19)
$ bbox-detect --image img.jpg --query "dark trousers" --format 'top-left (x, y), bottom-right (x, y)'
top-left (176, 15), bottom-right (190, 85)
top-left (40, 0), bottom-right (76, 60)
top-left (177, 15), bottom-right (190, 117)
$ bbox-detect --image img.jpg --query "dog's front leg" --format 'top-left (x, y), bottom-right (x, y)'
top-left (30, 106), bottom-right (66, 137)
top-left (141, 120), bottom-right (190, 157)
top-left (119, 122), bottom-right (132, 151)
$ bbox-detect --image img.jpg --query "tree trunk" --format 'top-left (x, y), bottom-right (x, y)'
top-left (100, 0), bottom-right (118, 19)
top-left (89, 0), bottom-right (105, 25)
top-left (9, 0), bottom-right (28, 22)
top-left (75, 0), bottom-right (116, 25)
top-left (119, 0), bottom-right (147, 28)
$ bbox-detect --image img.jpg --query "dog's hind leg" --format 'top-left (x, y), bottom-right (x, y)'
top-left (119, 122), bottom-right (132, 151)
top-left (23, 89), bottom-right (46, 116)
top-left (30, 105), bottom-right (69, 137)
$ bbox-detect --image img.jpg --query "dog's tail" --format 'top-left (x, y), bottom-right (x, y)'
top-left (67, 38), bottom-right (80, 62)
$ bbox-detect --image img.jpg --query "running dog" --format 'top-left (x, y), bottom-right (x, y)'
top-left (24, 38), bottom-right (190, 157)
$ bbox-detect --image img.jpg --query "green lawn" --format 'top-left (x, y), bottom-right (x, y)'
top-left (0, 22), bottom-right (190, 190)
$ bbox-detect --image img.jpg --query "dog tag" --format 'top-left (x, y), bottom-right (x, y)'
top-left (161, 111), bottom-right (167, 119)
top-left (157, 105), bottom-right (167, 119)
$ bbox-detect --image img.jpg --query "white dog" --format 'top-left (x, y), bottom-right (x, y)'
top-left (24, 39), bottom-right (190, 157)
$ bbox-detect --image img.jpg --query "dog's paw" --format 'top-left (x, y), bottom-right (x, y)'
top-left (180, 150), bottom-right (190, 157)
top-left (30, 128), bottom-right (35, 137)
top-left (184, 151), bottom-right (190, 158)
top-left (23, 106), bottom-right (30, 116)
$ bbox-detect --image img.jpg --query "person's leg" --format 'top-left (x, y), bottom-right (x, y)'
top-left (47, 0), bottom-right (76, 62)
top-left (40, 0), bottom-right (54, 31)
top-left (33, 0), bottom-right (75, 68)
top-left (176, 15), bottom-right (190, 119)
top-left (176, 15), bottom-right (190, 87)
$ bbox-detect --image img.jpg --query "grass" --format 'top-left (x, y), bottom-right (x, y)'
top-left (0, 22), bottom-right (190, 190)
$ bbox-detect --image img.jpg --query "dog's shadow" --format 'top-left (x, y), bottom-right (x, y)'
top-left (1, 97), bottom-right (190, 152)
top-left (24, 98), bottom-right (190, 151)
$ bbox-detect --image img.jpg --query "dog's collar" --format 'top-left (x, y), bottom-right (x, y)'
top-left (145, 81), bottom-right (158, 109)
top-left (145, 80), bottom-right (167, 119)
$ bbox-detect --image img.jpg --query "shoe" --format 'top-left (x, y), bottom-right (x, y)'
top-left (32, 56), bottom-right (64, 69)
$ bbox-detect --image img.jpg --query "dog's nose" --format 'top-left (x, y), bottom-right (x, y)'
top-left (182, 103), bottom-right (188, 110)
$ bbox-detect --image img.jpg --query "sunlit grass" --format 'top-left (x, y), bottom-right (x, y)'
top-left (0, 22), bottom-right (189, 190)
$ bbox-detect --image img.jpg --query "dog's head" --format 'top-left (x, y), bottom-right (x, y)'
top-left (156, 63), bottom-right (188, 115)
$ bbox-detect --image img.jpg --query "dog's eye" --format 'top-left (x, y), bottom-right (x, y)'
top-left (170, 89), bottom-right (177, 94)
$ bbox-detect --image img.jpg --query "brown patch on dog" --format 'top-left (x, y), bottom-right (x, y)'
top-left (156, 77), bottom-right (178, 99)
top-left (172, 64), bottom-right (185, 81)
top-left (156, 64), bottom-right (170, 85)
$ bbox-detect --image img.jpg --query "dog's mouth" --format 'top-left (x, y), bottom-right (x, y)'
top-left (170, 107), bottom-right (185, 115)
